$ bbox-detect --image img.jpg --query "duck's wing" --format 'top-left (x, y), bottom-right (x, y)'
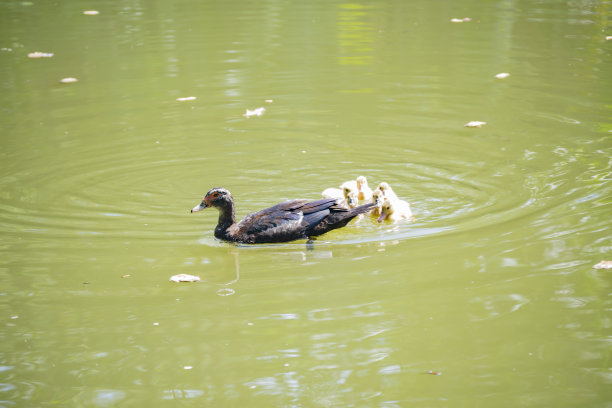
top-left (238, 199), bottom-right (337, 241)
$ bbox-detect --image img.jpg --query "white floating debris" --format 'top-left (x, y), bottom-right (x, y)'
top-left (83, 10), bottom-right (99, 15)
top-left (264, 99), bottom-right (274, 103)
top-left (184, 366), bottom-right (193, 370)
top-left (464, 121), bottom-right (486, 128)
top-left (243, 107), bottom-right (266, 118)
top-left (28, 52), bottom-right (54, 58)
top-left (59, 77), bottom-right (78, 84)
top-left (169, 274), bottom-right (200, 282)
top-left (451, 17), bottom-right (472, 23)
top-left (593, 260), bottom-right (612, 269)
top-left (176, 96), bottom-right (197, 101)
top-left (216, 288), bottom-right (235, 296)
top-left (495, 72), bottom-right (510, 79)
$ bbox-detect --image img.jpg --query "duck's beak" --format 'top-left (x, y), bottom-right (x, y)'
top-left (190, 200), bottom-right (209, 213)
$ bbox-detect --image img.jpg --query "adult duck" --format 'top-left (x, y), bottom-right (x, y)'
top-left (191, 187), bottom-right (374, 244)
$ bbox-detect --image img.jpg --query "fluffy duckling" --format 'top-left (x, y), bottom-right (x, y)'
top-left (370, 188), bottom-right (385, 216)
top-left (341, 182), bottom-right (358, 202)
top-left (322, 187), bottom-right (344, 201)
top-left (377, 198), bottom-right (412, 223)
top-left (341, 190), bottom-right (359, 209)
top-left (356, 176), bottom-right (373, 201)
top-left (340, 179), bottom-right (358, 193)
top-left (377, 182), bottom-right (399, 202)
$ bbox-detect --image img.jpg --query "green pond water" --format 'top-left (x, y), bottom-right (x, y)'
top-left (1, 0), bottom-right (611, 406)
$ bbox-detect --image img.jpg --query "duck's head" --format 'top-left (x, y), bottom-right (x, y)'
top-left (191, 187), bottom-right (233, 212)
top-left (377, 199), bottom-right (394, 223)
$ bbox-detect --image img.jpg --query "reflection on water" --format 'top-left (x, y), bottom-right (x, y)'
top-left (337, 3), bottom-right (375, 66)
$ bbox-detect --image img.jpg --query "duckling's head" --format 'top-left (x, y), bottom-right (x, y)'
top-left (377, 199), bottom-right (394, 223)
top-left (378, 182), bottom-right (391, 193)
top-left (343, 184), bottom-right (356, 198)
top-left (356, 176), bottom-right (368, 189)
top-left (346, 190), bottom-right (359, 208)
top-left (372, 188), bottom-right (384, 206)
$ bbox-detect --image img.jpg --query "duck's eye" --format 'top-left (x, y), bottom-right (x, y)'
top-left (211, 192), bottom-right (220, 198)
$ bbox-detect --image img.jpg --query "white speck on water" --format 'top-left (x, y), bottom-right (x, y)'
top-left (217, 288), bottom-right (235, 296)
top-left (243, 107), bottom-right (266, 118)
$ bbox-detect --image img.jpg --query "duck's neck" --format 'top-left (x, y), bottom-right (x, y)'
top-left (214, 202), bottom-right (236, 240)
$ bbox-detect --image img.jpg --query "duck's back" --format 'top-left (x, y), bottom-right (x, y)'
top-left (233, 199), bottom-right (337, 243)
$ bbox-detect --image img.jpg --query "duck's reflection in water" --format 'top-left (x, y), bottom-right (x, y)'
top-left (271, 248), bottom-right (334, 262)
top-left (215, 249), bottom-right (240, 296)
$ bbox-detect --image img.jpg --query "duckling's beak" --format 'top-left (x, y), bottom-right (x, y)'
top-left (377, 209), bottom-right (388, 223)
top-left (190, 200), bottom-right (209, 213)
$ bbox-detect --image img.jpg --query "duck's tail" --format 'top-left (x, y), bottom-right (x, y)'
top-left (308, 202), bottom-right (375, 237)
top-left (349, 202), bottom-right (375, 216)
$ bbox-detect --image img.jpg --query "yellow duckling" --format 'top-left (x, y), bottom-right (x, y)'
top-left (341, 182), bottom-right (358, 202)
top-left (370, 188), bottom-right (385, 216)
top-left (356, 176), bottom-right (373, 201)
top-left (377, 182), bottom-right (399, 202)
top-left (377, 198), bottom-right (412, 223)
top-left (322, 187), bottom-right (344, 201)
top-left (341, 190), bottom-right (359, 209)
top-left (340, 179), bottom-right (357, 192)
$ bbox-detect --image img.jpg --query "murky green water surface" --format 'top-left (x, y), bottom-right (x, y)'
top-left (1, 0), bottom-right (610, 406)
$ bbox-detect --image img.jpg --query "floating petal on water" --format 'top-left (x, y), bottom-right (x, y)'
top-left (169, 274), bottom-right (200, 282)
top-left (495, 72), bottom-right (510, 79)
top-left (451, 17), bottom-right (472, 23)
top-left (83, 10), bottom-right (99, 15)
top-left (60, 77), bottom-right (78, 83)
top-left (176, 96), bottom-right (197, 101)
top-left (28, 51), bottom-right (54, 58)
top-left (243, 107), bottom-right (266, 118)
top-left (593, 260), bottom-right (612, 269)
top-left (464, 121), bottom-right (486, 127)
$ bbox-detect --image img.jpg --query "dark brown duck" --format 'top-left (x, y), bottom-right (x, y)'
top-left (191, 187), bottom-right (374, 244)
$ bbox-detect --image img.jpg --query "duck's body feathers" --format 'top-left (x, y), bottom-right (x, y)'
top-left (192, 189), bottom-right (373, 244)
